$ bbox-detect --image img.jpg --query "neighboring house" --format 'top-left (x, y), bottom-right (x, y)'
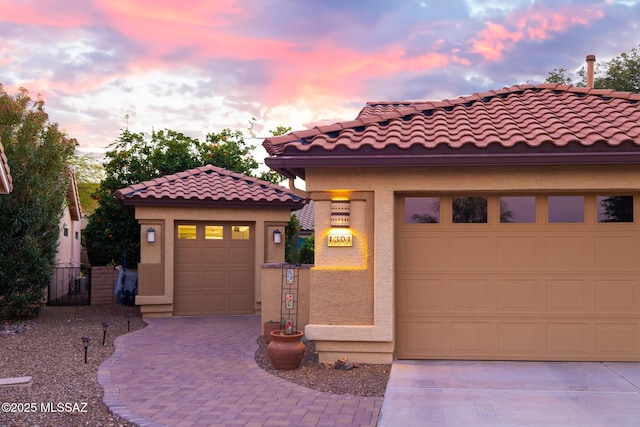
top-left (0, 140), bottom-right (12, 194)
top-left (262, 83), bottom-right (640, 364)
top-left (49, 169), bottom-right (84, 302)
top-left (292, 199), bottom-right (314, 240)
top-left (55, 169), bottom-right (83, 267)
top-left (115, 164), bottom-right (306, 318)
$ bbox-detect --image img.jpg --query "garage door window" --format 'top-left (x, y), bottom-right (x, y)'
top-left (232, 225), bottom-right (250, 240)
top-left (500, 196), bottom-right (536, 223)
top-left (205, 225), bottom-right (224, 239)
top-left (452, 197), bottom-right (487, 223)
top-left (178, 224), bottom-right (197, 239)
top-left (405, 197), bottom-right (440, 223)
top-left (597, 196), bottom-right (634, 223)
top-left (548, 196), bottom-right (584, 223)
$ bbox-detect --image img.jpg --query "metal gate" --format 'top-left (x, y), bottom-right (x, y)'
top-left (48, 266), bottom-right (91, 306)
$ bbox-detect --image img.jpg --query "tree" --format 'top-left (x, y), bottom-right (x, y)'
top-left (85, 127), bottom-right (286, 267)
top-left (545, 68), bottom-right (575, 85)
top-left (545, 45), bottom-right (640, 93)
top-left (594, 46), bottom-right (640, 92)
top-left (69, 152), bottom-right (105, 214)
top-left (0, 85), bottom-right (77, 316)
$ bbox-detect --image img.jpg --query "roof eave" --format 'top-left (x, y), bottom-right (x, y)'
top-left (118, 196), bottom-right (306, 210)
top-left (265, 151), bottom-right (640, 171)
top-left (263, 158), bottom-right (306, 180)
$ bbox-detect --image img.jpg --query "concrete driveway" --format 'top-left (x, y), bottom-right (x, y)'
top-left (378, 360), bottom-right (640, 427)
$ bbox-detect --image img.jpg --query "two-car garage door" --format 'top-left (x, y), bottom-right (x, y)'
top-left (174, 222), bottom-right (254, 316)
top-left (396, 194), bottom-right (640, 361)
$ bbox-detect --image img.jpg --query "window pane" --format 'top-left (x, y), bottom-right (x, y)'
top-left (405, 197), bottom-right (440, 223)
top-left (232, 225), bottom-right (250, 240)
top-left (205, 225), bottom-right (224, 239)
top-left (597, 196), bottom-right (634, 223)
top-left (178, 225), bottom-right (197, 239)
top-left (548, 196), bottom-right (584, 223)
top-left (452, 197), bottom-right (487, 223)
top-left (500, 196), bottom-right (536, 223)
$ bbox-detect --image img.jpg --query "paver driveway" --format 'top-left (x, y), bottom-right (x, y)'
top-left (98, 315), bottom-right (382, 427)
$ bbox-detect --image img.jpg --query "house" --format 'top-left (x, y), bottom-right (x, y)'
top-left (49, 169), bottom-right (84, 303)
top-left (114, 164), bottom-right (306, 318)
top-left (0, 140), bottom-right (12, 194)
top-left (292, 199), bottom-right (314, 247)
top-left (55, 169), bottom-right (83, 267)
top-left (262, 83), bottom-right (640, 363)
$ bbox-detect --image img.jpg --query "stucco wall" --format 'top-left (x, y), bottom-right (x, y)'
top-left (91, 266), bottom-right (117, 305)
top-left (132, 205), bottom-right (291, 317)
top-left (303, 164), bottom-right (640, 363)
top-left (260, 264), bottom-right (310, 333)
top-left (55, 204), bottom-right (82, 267)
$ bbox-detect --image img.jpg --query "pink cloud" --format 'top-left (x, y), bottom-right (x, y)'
top-left (78, 2), bottom-right (466, 105)
top-left (262, 44), bottom-right (468, 105)
top-left (471, 6), bottom-right (605, 60)
top-left (0, 0), bottom-right (93, 27)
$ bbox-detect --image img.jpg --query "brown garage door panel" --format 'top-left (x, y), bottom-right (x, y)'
top-left (397, 318), bottom-right (640, 360)
top-left (202, 248), bottom-right (227, 265)
top-left (174, 222), bottom-right (254, 316)
top-left (396, 194), bottom-right (640, 361)
top-left (175, 247), bottom-right (202, 266)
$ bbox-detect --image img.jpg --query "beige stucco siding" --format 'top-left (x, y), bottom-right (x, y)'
top-left (55, 203), bottom-right (82, 267)
top-left (133, 205), bottom-right (290, 317)
top-left (303, 164), bottom-right (640, 363)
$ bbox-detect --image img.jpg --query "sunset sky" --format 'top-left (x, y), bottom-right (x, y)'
top-left (2, 0), bottom-right (640, 157)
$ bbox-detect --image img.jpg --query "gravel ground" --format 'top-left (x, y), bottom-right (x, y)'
top-left (1, 306), bottom-right (391, 426)
top-left (254, 336), bottom-right (391, 397)
top-left (0, 305), bottom-right (144, 427)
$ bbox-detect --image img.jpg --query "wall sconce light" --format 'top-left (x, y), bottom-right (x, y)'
top-left (147, 227), bottom-right (155, 243)
top-left (331, 199), bottom-right (350, 227)
top-left (273, 229), bottom-right (282, 244)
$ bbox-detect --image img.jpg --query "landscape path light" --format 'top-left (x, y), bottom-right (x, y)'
top-left (127, 313), bottom-right (132, 332)
top-left (102, 321), bottom-right (110, 345)
top-left (81, 336), bottom-right (91, 364)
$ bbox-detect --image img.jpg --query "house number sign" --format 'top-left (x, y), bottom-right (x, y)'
top-left (327, 233), bottom-right (353, 247)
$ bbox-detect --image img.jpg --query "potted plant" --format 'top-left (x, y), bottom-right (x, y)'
top-left (266, 265), bottom-right (305, 370)
top-left (267, 329), bottom-right (305, 370)
top-left (263, 319), bottom-right (283, 343)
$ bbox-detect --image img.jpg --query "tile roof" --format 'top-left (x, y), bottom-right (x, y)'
top-left (66, 169), bottom-right (82, 221)
top-left (0, 140), bottom-right (12, 194)
top-left (292, 200), bottom-right (314, 231)
top-left (263, 84), bottom-right (640, 179)
top-left (115, 164), bottom-right (306, 209)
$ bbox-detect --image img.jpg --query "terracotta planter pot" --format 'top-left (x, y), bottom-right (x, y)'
top-left (267, 331), bottom-right (305, 370)
top-left (263, 322), bottom-right (281, 343)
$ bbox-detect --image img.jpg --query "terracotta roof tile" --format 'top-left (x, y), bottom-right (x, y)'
top-left (292, 200), bottom-right (314, 231)
top-left (263, 85), bottom-right (640, 162)
top-left (115, 164), bottom-right (306, 209)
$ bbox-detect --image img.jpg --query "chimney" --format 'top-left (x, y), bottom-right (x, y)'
top-left (586, 54), bottom-right (596, 88)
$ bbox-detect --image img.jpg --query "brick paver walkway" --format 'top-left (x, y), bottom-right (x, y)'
top-left (98, 315), bottom-right (382, 427)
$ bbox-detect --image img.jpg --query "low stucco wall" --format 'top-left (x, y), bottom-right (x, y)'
top-left (260, 263), bottom-right (311, 334)
top-left (90, 266), bottom-right (117, 305)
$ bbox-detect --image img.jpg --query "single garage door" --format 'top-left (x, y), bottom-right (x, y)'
top-left (396, 194), bottom-right (640, 361)
top-left (174, 222), bottom-right (254, 316)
